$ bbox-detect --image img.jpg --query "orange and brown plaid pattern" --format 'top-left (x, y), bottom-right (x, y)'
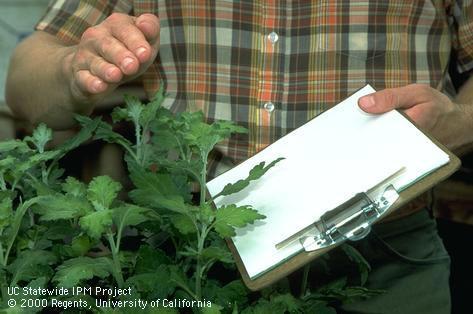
top-left (36, 0), bottom-right (473, 176)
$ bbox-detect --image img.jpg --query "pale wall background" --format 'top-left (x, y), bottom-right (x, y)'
top-left (0, 0), bottom-right (50, 106)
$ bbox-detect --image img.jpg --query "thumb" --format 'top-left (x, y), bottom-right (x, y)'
top-left (358, 85), bottom-right (420, 114)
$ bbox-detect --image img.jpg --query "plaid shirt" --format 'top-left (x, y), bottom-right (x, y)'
top-left (36, 0), bottom-right (473, 176)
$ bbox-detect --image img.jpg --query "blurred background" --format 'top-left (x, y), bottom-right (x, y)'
top-left (0, 0), bottom-right (49, 139)
top-left (0, 1), bottom-right (471, 313)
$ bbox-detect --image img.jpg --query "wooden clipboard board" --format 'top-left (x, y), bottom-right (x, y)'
top-left (230, 139), bottom-right (460, 291)
top-left (207, 85), bottom-right (461, 291)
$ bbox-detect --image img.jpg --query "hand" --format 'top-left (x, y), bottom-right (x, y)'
top-left (63, 13), bottom-right (160, 104)
top-left (358, 84), bottom-right (473, 150)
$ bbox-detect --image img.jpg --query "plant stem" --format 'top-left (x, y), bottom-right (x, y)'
top-left (135, 122), bottom-right (142, 165)
top-left (194, 224), bottom-right (209, 301)
top-left (199, 153), bottom-right (208, 207)
top-left (171, 279), bottom-right (199, 300)
top-left (300, 264), bottom-right (311, 298)
top-left (2, 197), bottom-right (41, 267)
top-left (106, 233), bottom-right (124, 288)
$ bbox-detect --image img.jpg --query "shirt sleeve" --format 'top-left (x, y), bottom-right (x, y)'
top-left (35, 0), bottom-right (133, 44)
top-left (450, 0), bottom-right (473, 73)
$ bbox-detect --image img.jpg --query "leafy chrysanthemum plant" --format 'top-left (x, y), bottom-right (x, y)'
top-left (0, 85), bottom-right (381, 313)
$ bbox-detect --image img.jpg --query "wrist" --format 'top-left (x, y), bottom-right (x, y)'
top-left (449, 102), bottom-right (473, 153)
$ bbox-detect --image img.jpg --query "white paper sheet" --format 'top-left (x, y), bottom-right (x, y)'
top-left (206, 85), bottom-right (450, 279)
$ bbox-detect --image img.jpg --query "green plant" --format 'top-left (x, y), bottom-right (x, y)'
top-left (0, 86), bottom-right (381, 313)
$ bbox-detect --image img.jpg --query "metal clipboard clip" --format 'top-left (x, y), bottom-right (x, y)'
top-left (275, 168), bottom-right (403, 252)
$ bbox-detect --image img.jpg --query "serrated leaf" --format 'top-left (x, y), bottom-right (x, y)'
top-left (30, 123), bottom-right (52, 153)
top-left (94, 120), bottom-right (133, 147)
top-left (79, 210), bottom-right (113, 239)
top-left (270, 293), bottom-right (302, 312)
top-left (134, 245), bottom-right (172, 274)
top-left (62, 177), bottom-right (87, 197)
top-left (113, 204), bottom-right (152, 235)
top-left (53, 257), bottom-right (112, 287)
top-left (0, 196), bottom-right (12, 230)
top-left (111, 107), bottom-right (129, 123)
top-left (214, 205), bottom-right (265, 238)
top-left (214, 158), bottom-right (284, 198)
top-left (59, 116), bottom-right (100, 153)
top-left (126, 265), bottom-right (175, 299)
top-left (7, 250), bottom-right (56, 285)
top-left (170, 214), bottom-right (196, 235)
top-left (34, 194), bottom-right (92, 221)
top-left (28, 150), bottom-right (61, 164)
top-left (206, 280), bottom-right (248, 310)
top-left (43, 223), bottom-right (77, 240)
top-left (140, 83), bottom-right (165, 128)
top-left (0, 156), bottom-right (16, 169)
top-left (0, 139), bottom-right (30, 153)
top-left (129, 170), bottom-right (189, 213)
top-left (87, 176), bottom-right (122, 211)
top-left (124, 94), bottom-right (144, 124)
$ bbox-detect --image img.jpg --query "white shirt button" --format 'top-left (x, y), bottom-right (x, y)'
top-left (263, 101), bottom-right (275, 113)
top-left (268, 31), bottom-right (279, 44)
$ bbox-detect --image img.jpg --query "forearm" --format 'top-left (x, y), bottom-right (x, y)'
top-left (5, 32), bottom-right (92, 129)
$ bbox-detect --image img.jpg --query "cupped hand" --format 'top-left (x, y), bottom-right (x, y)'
top-left (358, 84), bottom-right (473, 150)
top-left (63, 13), bottom-right (160, 103)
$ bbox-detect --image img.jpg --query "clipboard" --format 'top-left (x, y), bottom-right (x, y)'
top-left (206, 85), bottom-right (461, 291)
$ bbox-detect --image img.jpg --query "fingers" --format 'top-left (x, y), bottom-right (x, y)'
top-left (135, 14), bottom-right (160, 43)
top-left (358, 84), bottom-right (433, 113)
top-left (71, 13), bottom-right (160, 97)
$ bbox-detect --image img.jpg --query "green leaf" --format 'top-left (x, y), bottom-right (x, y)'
top-left (214, 205), bottom-right (266, 238)
top-left (62, 177), bottom-right (87, 197)
top-left (201, 246), bottom-right (233, 264)
top-left (134, 245), bottom-right (172, 274)
top-left (71, 235), bottom-right (91, 256)
top-left (198, 203), bottom-right (216, 225)
top-left (140, 83), bottom-right (165, 128)
top-left (341, 243), bottom-right (371, 286)
top-left (113, 204), bottom-right (152, 233)
top-left (201, 304), bottom-right (224, 314)
top-left (127, 265), bottom-right (176, 299)
top-left (79, 210), bottom-right (113, 239)
top-left (0, 139), bottom-right (30, 153)
top-left (34, 194), bottom-right (92, 221)
top-left (270, 293), bottom-right (302, 312)
top-left (87, 176), bottom-right (122, 211)
top-left (29, 150), bottom-right (61, 163)
top-left (43, 224), bottom-right (78, 240)
top-left (53, 257), bottom-right (112, 288)
top-left (94, 120), bottom-right (134, 147)
top-left (170, 214), bottom-right (196, 235)
top-left (0, 156), bottom-right (17, 171)
top-left (7, 250), bottom-right (56, 285)
top-left (207, 280), bottom-right (248, 311)
top-left (111, 107), bottom-right (129, 123)
top-left (0, 196), bottom-right (12, 230)
top-left (27, 123), bottom-right (52, 153)
top-left (214, 158), bottom-right (285, 198)
top-left (129, 171), bottom-right (189, 213)
top-left (47, 116), bottom-right (98, 162)
top-left (124, 94), bottom-right (144, 124)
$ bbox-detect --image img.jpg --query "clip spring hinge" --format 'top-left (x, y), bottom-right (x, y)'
top-left (300, 184), bottom-right (399, 252)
